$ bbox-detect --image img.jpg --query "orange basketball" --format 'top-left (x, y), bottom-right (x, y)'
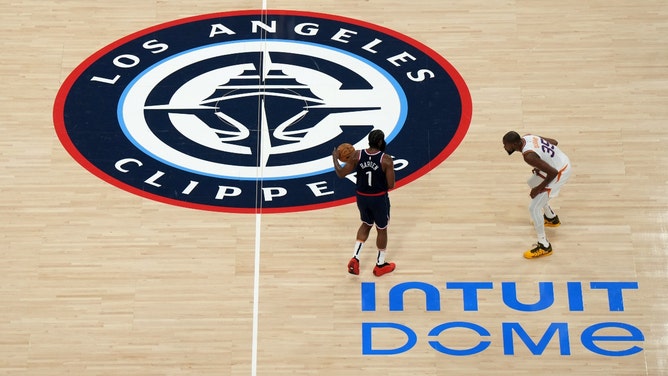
top-left (337, 143), bottom-right (355, 163)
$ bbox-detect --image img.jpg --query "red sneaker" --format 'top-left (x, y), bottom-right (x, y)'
top-left (348, 257), bottom-right (360, 275)
top-left (373, 262), bottom-right (396, 276)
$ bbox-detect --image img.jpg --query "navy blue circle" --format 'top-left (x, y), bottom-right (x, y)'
top-left (54, 11), bottom-right (471, 213)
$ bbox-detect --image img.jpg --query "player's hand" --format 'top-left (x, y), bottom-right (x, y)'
top-left (529, 186), bottom-right (546, 198)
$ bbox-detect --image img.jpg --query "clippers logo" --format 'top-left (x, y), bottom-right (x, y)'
top-left (54, 10), bottom-right (472, 213)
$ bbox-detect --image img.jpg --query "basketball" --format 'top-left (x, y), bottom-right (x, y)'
top-left (337, 143), bottom-right (355, 163)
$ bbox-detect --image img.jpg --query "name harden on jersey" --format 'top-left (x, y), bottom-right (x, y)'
top-left (359, 160), bottom-right (380, 170)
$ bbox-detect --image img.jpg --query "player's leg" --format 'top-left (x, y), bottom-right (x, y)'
top-left (543, 167), bottom-right (571, 227)
top-left (375, 226), bottom-right (387, 249)
top-left (356, 222), bottom-right (372, 242)
top-left (527, 172), bottom-right (560, 226)
top-left (349, 197), bottom-right (374, 275)
top-left (372, 195), bottom-right (395, 276)
top-left (543, 204), bottom-right (560, 227)
top-left (525, 192), bottom-right (553, 259)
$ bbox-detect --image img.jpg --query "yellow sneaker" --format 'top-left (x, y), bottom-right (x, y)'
top-left (524, 243), bottom-right (553, 259)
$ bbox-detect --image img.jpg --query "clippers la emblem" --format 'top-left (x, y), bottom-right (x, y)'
top-left (54, 10), bottom-right (472, 213)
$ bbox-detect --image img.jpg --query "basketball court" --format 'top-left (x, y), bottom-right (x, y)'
top-left (1, 1), bottom-right (667, 375)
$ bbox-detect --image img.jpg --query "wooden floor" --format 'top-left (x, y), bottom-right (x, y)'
top-left (2, 0), bottom-right (667, 375)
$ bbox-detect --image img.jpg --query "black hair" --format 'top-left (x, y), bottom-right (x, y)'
top-left (503, 131), bottom-right (521, 144)
top-left (368, 129), bottom-right (386, 152)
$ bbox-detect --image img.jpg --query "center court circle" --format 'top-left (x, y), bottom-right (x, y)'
top-left (53, 10), bottom-right (472, 213)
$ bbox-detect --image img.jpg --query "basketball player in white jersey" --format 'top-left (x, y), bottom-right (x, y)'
top-left (503, 131), bottom-right (572, 258)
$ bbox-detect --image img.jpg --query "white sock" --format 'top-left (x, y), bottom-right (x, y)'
top-left (376, 249), bottom-right (386, 265)
top-left (538, 236), bottom-right (550, 247)
top-left (353, 241), bottom-right (363, 259)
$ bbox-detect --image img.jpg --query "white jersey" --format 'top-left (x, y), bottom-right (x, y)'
top-left (522, 134), bottom-right (571, 196)
top-left (521, 134), bottom-right (570, 172)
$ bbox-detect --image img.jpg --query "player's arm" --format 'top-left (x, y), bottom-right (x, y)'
top-left (382, 154), bottom-right (395, 189)
top-left (523, 152), bottom-right (558, 198)
top-left (332, 148), bottom-right (358, 178)
top-left (541, 136), bottom-right (558, 146)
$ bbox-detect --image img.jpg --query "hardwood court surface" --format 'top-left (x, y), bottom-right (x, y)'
top-left (1, 0), bottom-right (667, 375)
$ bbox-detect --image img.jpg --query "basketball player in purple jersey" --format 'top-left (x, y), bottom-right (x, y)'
top-left (503, 131), bottom-right (572, 258)
top-left (332, 129), bottom-right (396, 276)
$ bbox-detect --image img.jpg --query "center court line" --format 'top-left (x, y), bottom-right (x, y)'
top-left (252, 3), bottom-right (268, 376)
top-left (251, 212), bottom-right (261, 376)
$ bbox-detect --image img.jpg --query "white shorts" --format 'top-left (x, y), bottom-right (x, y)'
top-left (527, 165), bottom-right (571, 198)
